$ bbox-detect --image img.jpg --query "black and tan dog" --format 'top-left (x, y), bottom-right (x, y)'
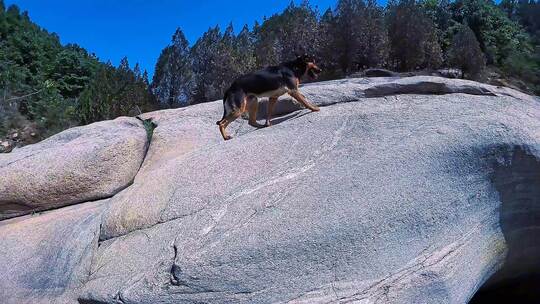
top-left (216, 54), bottom-right (322, 140)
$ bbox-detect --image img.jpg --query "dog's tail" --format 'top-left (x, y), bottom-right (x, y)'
top-left (216, 90), bottom-right (231, 125)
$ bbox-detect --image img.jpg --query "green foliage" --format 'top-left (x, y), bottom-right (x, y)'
top-left (77, 59), bottom-right (155, 125)
top-left (316, 9), bottom-right (340, 77)
top-left (448, 24), bottom-right (486, 79)
top-left (516, 0), bottom-right (540, 43)
top-left (0, 4), bottom-right (157, 142)
top-left (137, 117), bottom-right (157, 142)
top-left (503, 0), bottom-right (540, 94)
top-left (387, 0), bottom-right (443, 71)
top-left (151, 28), bottom-right (194, 107)
top-left (501, 48), bottom-right (540, 94)
top-left (330, 0), bottom-right (389, 71)
top-left (28, 81), bottom-right (77, 136)
top-left (451, 0), bottom-right (532, 64)
top-left (190, 26), bottom-right (224, 103)
top-left (51, 45), bottom-right (98, 98)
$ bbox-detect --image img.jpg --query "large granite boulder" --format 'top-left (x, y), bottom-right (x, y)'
top-left (0, 200), bottom-right (106, 304)
top-left (0, 76), bottom-right (538, 304)
top-left (90, 77), bottom-right (539, 303)
top-left (0, 117), bottom-right (148, 220)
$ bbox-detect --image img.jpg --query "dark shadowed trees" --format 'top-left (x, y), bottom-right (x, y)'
top-left (253, 18), bottom-right (281, 68)
top-left (151, 28), bottom-right (194, 107)
top-left (316, 8), bottom-right (340, 78)
top-left (77, 58), bottom-right (155, 124)
top-left (277, 1), bottom-right (319, 60)
top-left (387, 0), bottom-right (443, 71)
top-left (254, 1), bottom-right (318, 67)
top-left (448, 24), bottom-right (485, 79)
top-left (235, 24), bottom-right (257, 75)
top-left (333, 0), bottom-right (365, 73)
top-left (191, 26), bottom-right (223, 103)
top-left (359, 0), bottom-right (389, 68)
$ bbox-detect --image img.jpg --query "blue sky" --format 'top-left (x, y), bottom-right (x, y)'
top-left (5, 0), bottom-right (339, 78)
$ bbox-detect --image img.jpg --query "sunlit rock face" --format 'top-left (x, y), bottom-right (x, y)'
top-left (0, 76), bottom-right (538, 304)
top-left (0, 117), bottom-right (148, 220)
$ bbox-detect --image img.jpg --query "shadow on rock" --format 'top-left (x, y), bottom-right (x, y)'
top-left (470, 146), bottom-right (540, 303)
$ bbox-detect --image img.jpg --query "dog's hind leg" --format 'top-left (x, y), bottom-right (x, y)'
top-left (219, 111), bottom-right (242, 140)
top-left (265, 96), bottom-right (278, 127)
top-left (218, 95), bottom-right (247, 140)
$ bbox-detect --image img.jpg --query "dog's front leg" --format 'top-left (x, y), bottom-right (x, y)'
top-left (266, 97), bottom-right (278, 127)
top-left (289, 90), bottom-right (320, 112)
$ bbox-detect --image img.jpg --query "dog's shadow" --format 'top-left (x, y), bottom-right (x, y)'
top-left (254, 98), bottom-right (308, 127)
top-left (266, 110), bottom-right (311, 126)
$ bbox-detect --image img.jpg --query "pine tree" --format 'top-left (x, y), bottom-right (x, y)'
top-left (359, 0), bottom-right (388, 68)
top-left (423, 0), bottom-right (453, 53)
top-left (151, 46), bottom-right (172, 104)
top-left (387, 0), bottom-right (443, 71)
top-left (317, 8), bottom-right (340, 77)
top-left (142, 70), bottom-right (149, 86)
top-left (133, 63), bottom-right (142, 80)
top-left (448, 24), bottom-right (485, 79)
top-left (51, 45), bottom-right (96, 98)
top-left (151, 28), bottom-right (194, 107)
top-left (424, 30), bottom-right (444, 69)
top-left (515, 0), bottom-right (540, 42)
top-left (191, 26), bottom-right (223, 103)
top-left (216, 23), bottom-right (239, 92)
top-left (254, 18), bottom-right (282, 67)
top-left (277, 1), bottom-right (319, 61)
top-left (235, 24), bottom-right (256, 74)
top-left (333, 0), bottom-right (366, 73)
top-left (78, 64), bottom-right (114, 124)
top-left (0, 1), bottom-right (6, 39)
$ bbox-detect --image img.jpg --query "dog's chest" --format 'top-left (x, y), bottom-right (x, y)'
top-left (250, 87), bottom-right (289, 98)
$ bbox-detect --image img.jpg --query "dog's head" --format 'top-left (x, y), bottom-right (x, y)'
top-left (294, 54), bottom-right (322, 80)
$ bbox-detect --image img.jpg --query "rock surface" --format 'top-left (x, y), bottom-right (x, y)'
top-left (0, 200), bottom-right (105, 304)
top-left (0, 117), bottom-right (148, 220)
top-left (0, 76), bottom-right (539, 304)
top-left (363, 68), bottom-right (399, 77)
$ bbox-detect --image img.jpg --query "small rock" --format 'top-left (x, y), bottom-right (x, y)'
top-left (364, 68), bottom-right (398, 77)
top-left (0, 141), bottom-right (13, 153)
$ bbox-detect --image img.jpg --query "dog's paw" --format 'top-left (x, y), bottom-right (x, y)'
top-left (224, 135), bottom-right (233, 141)
top-left (264, 122), bottom-right (272, 127)
top-left (311, 106), bottom-right (320, 112)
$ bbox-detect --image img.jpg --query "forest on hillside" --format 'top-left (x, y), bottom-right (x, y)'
top-left (1, 0), bottom-right (539, 150)
top-left (0, 0), bottom-right (155, 147)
